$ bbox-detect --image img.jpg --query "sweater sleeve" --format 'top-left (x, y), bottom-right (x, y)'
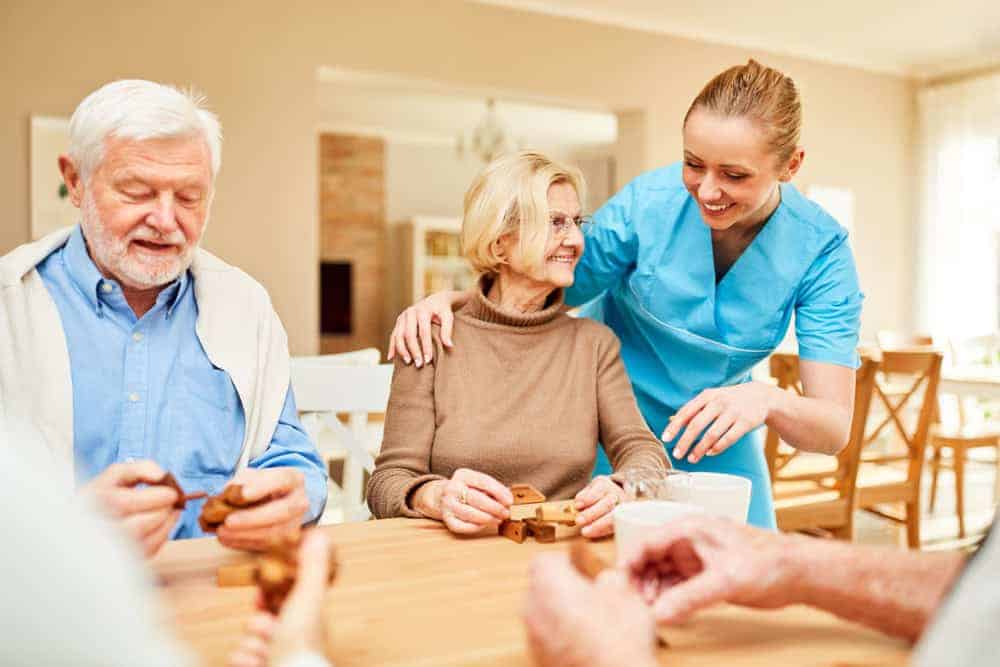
top-left (366, 347), bottom-right (445, 519)
top-left (593, 329), bottom-right (670, 475)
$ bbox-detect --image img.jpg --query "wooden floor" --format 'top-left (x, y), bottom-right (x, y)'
top-left (854, 451), bottom-right (997, 551)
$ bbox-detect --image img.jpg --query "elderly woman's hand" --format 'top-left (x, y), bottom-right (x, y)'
top-left (574, 475), bottom-right (624, 539)
top-left (418, 468), bottom-right (514, 534)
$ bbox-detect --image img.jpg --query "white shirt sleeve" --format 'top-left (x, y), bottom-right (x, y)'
top-left (914, 526), bottom-right (1000, 667)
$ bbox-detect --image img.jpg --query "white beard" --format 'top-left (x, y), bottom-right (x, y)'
top-left (80, 191), bottom-right (196, 289)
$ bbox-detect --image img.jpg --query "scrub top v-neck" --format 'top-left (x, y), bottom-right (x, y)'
top-left (566, 162), bottom-right (864, 528)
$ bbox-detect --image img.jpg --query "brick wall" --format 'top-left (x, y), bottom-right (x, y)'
top-left (318, 133), bottom-right (386, 354)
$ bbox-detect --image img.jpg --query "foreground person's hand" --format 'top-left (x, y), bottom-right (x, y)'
top-left (574, 475), bottom-right (624, 539)
top-left (217, 468), bottom-right (311, 551)
top-left (386, 290), bottom-right (466, 366)
top-left (622, 516), bottom-right (799, 623)
top-left (82, 460), bottom-right (181, 557)
top-left (523, 552), bottom-right (658, 667)
top-left (228, 531), bottom-right (333, 667)
top-left (413, 468), bottom-right (513, 534)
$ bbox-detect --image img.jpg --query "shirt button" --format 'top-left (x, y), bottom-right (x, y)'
top-left (128, 392), bottom-right (140, 402)
top-left (132, 332), bottom-right (144, 342)
top-left (101, 282), bottom-right (113, 293)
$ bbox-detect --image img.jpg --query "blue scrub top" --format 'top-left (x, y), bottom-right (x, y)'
top-left (566, 162), bottom-right (864, 528)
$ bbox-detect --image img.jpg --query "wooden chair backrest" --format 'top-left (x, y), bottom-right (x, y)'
top-left (765, 353), bottom-right (879, 502)
top-left (863, 350), bottom-right (943, 487)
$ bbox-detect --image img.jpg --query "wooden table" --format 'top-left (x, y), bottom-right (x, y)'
top-left (153, 518), bottom-right (910, 666)
top-left (941, 366), bottom-right (1000, 400)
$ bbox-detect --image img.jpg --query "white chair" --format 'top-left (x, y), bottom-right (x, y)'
top-left (291, 354), bottom-right (393, 523)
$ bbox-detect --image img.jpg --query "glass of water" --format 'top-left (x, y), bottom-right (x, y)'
top-left (621, 467), bottom-right (692, 503)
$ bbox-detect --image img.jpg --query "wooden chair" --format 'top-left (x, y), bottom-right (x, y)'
top-left (927, 334), bottom-right (1000, 538)
top-left (765, 354), bottom-right (878, 539)
top-left (856, 350), bottom-right (943, 548)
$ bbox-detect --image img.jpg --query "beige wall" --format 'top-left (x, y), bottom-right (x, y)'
top-left (3, 0), bottom-right (916, 354)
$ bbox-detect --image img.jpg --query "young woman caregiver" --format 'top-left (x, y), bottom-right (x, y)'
top-left (387, 60), bottom-right (863, 529)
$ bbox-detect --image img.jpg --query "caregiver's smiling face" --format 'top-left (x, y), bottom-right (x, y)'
top-left (681, 109), bottom-right (785, 232)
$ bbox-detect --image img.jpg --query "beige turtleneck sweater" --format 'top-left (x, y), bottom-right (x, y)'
top-left (367, 281), bottom-right (669, 519)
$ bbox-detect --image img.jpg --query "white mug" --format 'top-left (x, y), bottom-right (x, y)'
top-left (686, 472), bottom-right (752, 524)
top-left (613, 500), bottom-right (704, 564)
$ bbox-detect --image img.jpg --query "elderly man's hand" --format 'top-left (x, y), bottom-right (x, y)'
top-left (217, 468), bottom-right (311, 551)
top-left (622, 516), bottom-right (801, 623)
top-left (574, 475), bottom-right (624, 539)
top-left (82, 460), bottom-right (181, 557)
top-left (523, 552), bottom-right (659, 667)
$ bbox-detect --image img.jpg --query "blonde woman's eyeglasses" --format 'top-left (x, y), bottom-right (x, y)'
top-left (550, 214), bottom-right (592, 239)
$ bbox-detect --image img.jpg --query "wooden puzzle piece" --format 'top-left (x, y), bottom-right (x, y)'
top-left (217, 561), bottom-right (258, 587)
top-left (152, 472), bottom-right (207, 509)
top-left (499, 520), bottom-right (527, 543)
top-left (198, 484), bottom-right (266, 533)
top-left (510, 484), bottom-right (546, 505)
top-left (255, 533), bottom-right (339, 614)
top-left (524, 519), bottom-right (556, 543)
top-left (510, 500), bottom-right (576, 522)
top-left (535, 501), bottom-right (578, 525)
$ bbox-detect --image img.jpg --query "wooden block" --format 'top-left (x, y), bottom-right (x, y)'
top-left (510, 484), bottom-right (546, 505)
top-left (499, 520), bottom-right (527, 544)
top-left (509, 502), bottom-right (544, 521)
top-left (535, 500), bottom-right (578, 525)
top-left (569, 540), bottom-right (609, 579)
top-left (217, 562), bottom-right (258, 587)
top-left (511, 500), bottom-right (577, 522)
top-left (524, 520), bottom-right (556, 543)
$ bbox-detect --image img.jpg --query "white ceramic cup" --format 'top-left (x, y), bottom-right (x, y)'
top-left (613, 500), bottom-right (705, 564)
top-left (686, 472), bottom-right (752, 524)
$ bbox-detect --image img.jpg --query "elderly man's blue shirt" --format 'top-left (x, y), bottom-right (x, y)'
top-left (36, 226), bottom-right (327, 538)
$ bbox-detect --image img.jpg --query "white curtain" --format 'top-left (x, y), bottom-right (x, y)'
top-left (917, 74), bottom-right (1000, 338)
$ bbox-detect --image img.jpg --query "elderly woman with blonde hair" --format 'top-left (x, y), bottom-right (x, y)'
top-left (367, 151), bottom-right (669, 538)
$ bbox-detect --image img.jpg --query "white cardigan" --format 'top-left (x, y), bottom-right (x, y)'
top-left (0, 227), bottom-right (291, 486)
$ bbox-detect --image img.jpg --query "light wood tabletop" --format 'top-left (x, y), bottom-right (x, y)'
top-left (153, 518), bottom-right (910, 666)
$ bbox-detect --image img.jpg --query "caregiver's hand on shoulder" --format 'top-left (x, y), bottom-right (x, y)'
top-left (662, 382), bottom-right (778, 463)
top-left (387, 290), bottom-right (467, 367)
top-left (574, 476), bottom-right (625, 539)
top-left (415, 468), bottom-right (513, 534)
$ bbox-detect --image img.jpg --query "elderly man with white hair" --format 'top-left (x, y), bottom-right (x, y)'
top-left (0, 80), bottom-right (327, 556)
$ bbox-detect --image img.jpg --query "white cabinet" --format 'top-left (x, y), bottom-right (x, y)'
top-left (386, 217), bottom-right (476, 329)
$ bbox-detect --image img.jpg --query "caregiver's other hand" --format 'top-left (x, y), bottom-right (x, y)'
top-left (524, 553), bottom-right (658, 667)
top-left (622, 515), bottom-right (798, 624)
top-left (387, 290), bottom-right (466, 367)
top-left (416, 468), bottom-right (513, 534)
top-left (227, 531), bottom-right (333, 667)
top-left (662, 382), bottom-right (778, 463)
top-left (574, 475), bottom-right (624, 539)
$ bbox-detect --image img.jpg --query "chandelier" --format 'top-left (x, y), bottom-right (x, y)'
top-left (457, 98), bottom-right (517, 163)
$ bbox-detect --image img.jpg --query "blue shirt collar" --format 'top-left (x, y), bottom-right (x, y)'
top-left (62, 225), bottom-right (190, 318)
